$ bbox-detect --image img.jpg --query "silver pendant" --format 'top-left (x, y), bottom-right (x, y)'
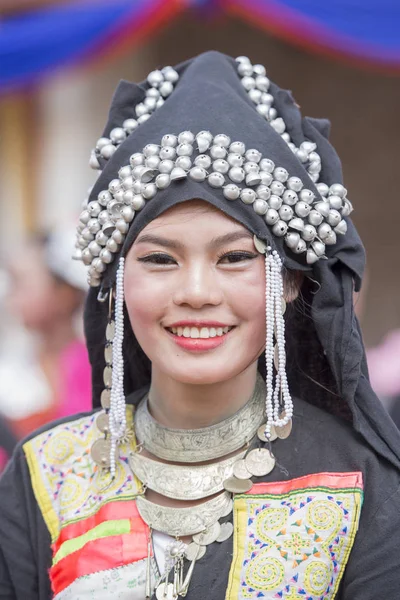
top-left (223, 476), bottom-right (253, 494)
top-left (257, 423), bottom-right (277, 442)
top-left (156, 582), bottom-right (175, 600)
top-left (90, 438), bottom-right (111, 468)
top-left (185, 542), bottom-right (206, 562)
top-left (232, 458), bottom-right (251, 480)
top-left (245, 448), bottom-right (275, 477)
top-left (192, 521), bottom-right (220, 546)
top-left (216, 521), bottom-right (233, 542)
top-left (275, 418), bottom-right (292, 439)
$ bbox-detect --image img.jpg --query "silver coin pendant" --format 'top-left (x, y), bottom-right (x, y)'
top-left (223, 476), bottom-right (253, 494)
top-left (257, 423), bottom-right (277, 442)
top-left (232, 459), bottom-right (252, 480)
top-left (216, 521), bottom-right (234, 543)
top-left (192, 521), bottom-right (220, 546)
top-left (156, 582), bottom-right (175, 600)
top-left (245, 448), bottom-right (276, 477)
top-left (185, 542), bottom-right (206, 562)
top-left (275, 418), bottom-right (292, 439)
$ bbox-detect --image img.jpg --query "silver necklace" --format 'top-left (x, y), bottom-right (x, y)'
top-left (134, 374), bottom-right (265, 462)
top-left (129, 449), bottom-right (247, 501)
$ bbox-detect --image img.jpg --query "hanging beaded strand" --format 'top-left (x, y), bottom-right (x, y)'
top-left (109, 257), bottom-right (127, 478)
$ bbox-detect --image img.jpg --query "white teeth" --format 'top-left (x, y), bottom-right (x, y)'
top-left (183, 327), bottom-right (190, 338)
top-left (171, 327), bottom-right (177, 334)
top-left (200, 327), bottom-right (210, 339)
top-left (222, 326), bottom-right (229, 334)
top-left (168, 326), bottom-right (233, 338)
top-left (209, 328), bottom-right (217, 337)
top-left (177, 327), bottom-right (183, 336)
top-left (216, 327), bottom-right (223, 336)
top-left (190, 327), bottom-right (200, 338)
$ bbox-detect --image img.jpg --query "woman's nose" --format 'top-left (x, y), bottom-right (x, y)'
top-left (172, 263), bottom-right (223, 309)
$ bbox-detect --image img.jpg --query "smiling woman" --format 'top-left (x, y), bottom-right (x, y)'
top-left (1, 51), bottom-right (400, 600)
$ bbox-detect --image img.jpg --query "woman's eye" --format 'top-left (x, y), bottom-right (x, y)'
top-left (218, 251), bottom-right (258, 264)
top-left (137, 253), bottom-right (177, 265)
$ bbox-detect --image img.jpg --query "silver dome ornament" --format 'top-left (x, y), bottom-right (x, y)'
top-left (118, 166), bottom-right (132, 180)
top-left (112, 229), bottom-right (124, 244)
top-left (195, 154), bottom-right (212, 169)
top-left (159, 160), bottom-right (174, 174)
top-left (155, 173), bottom-right (171, 189)
top-left (159, 146), bottom-right (176, 160)
top-left (177, 143), bottom-right (194, 157)
top-left (109, 179), bottom-right (122, 194)
top-left (110, 127), bottom-right (126, 144)
top-left (256, 185), bottom-right (271, 201)
top-left (135, 103), bottom-right (148, 118)
top-left (162, 134), bottom-right (178, 147)
top-left (295, 201), bottom-right (311, 218)
top-left (189, 166), bottom-right (207, 182)
top-left (316, 182), bottom-right (329, 197)
top-left (178, 131), bottom-right (194, 145)
top-left (145, 155), bottom-right (161, 170)
top-left (147, 69), bottom-right (164, 87)
top-left (133, 181), bottom-right (142, 194)
top-left (292, 238), bottom-right (307, 254)
top-left (259, 158), bottom-right (275, 173)
top-left (249, 88), bottom-right (262, 104)
top-left (314, 201), bottom-right (330, 218)
top-left (88, 201), bottom-right (101, 217)
top-left (269, 195), bottom-right (283, 210)
top-left (100, 144), bottom-right (117, 159)
top-left (130, 153), bottom-right (145, 167)
top-left (282, 190), bottom-right (298, 206)
top-left (299, 189), bottom-right (315, 203)
top-left (312, 240), bottom-right (326, 257)
top-left (317, 223), bottom-right (333, 240)
top-left (79, 210), bottom-right (90, 224)
top-left (122, 118), bottom-right (138, 134)
top-left (132, 166), bottom-right (145, 179)
top-left (245, 149), bottom-right (262, 163)
top-left (214, 134), bottom-right (230, 148)
top-left (159, 81), bottom-right (173, 98)
top-left (213, 159), bottom-right (229, 174)
top-left (324, 230), bottom-right (337, 246)
top-left (88, 240), bottom-right (102, 257)
top-left (108, 201), bottom-right (123, 220)
top-left (102, 221), bottom-right (115, 236)
top-left (308, 210), bottom-right (324, 226)
top-left (295, 148), bottom-right (308, 163)
top-left (328, 209), bottom-right (342, 227)
top-left (246, 172), bottom-right (262, 186)
top-left (273, 167), bottom-right (289, 183)
top-left (240, 188), bottom-right (256, 204)
top-left (256, 104), bottom-right (269, 118)
top-left (279, 205), bottom-right (294, 221)
top-left (96, 137), bottom-right (111, 150)
top-left (175, 155), bottom-right (192, 170)
top-left (268, 108), bottom-right (278, 121)
top-left (96, 231), bottom-right (108, 246)
top-left (281, 132), bottom-right (291, 142)
top-left (210, 145), bottom-right (227, 160)
top-left (270, 181), bottom-right (285, 196)
top-left (270, 118), bottom-right (286, 135)
top-left (162, 66), bottom-right (179, 82)
top-left (260, 171), bottom-right (273, 186)
top-left (253, 199), bottom-right (268, 215)
top-left (123, 190), bottom-right (134, 204)
top-left (329, 183), bottom-right (347, 198)
top-left (253, 63), bottom-right (267, 76)
top-left (342, 199), bottom-right (353, 216)
top-left (272, 220), bottom-right (288, 237)
top-left (155, 99), bottom-right (164, 110)
top-left (308, 161), bottom-right (321, 175)
top-left (328, 194), bottom-right (343, 210)
top-left (131, 195), bottom-right (146, 211)
top-left (137, 114), bottom-right (151, 125)
top-left (229, 167), bottom-right (245, 183)
top-left (208, 172), bottom-right (225, 188)
top-left (143, 144), bottom-right (159, 158)
top-left (301, 224), bottom-right (317, 241)
top-left (121, 206), bottom-right (134, 223)
top-left (261, 92), bottom-right (274, 105)
top-left (255, 74), bottom-right (270, 92)
top-left (106, 238), bottom-right (118, 253)
top-left (229, 141), bottom-right (245, 155)
top-left (196, 131), bottom-right (212, 153)
top-left (223, 184), bottom-right (240, 200)
top-left (227, 153), bottom-right (244, 168)
top-left (72, 248), bottom-right (82, 261)
top-left (99, 249), bottom-right (113, 264)
top-left (301, 141), bottom-right (317, 154)
top-left (81, 248), bottom-right (93, 265)
top-left (335, 219), bottom-right (348, 235)
top-left (237, 62), bottom-right (253, 77)
top-left (140, 168), bottom-right (157, 183)
top-left (89, 152), bottom-right (100, 170)
top-left (244, 161), bottom-right (259, 174)
top-left (88, 219), bottom-right (101, 234)
top-left (170, 167), bottom-right (187, 182)
top-left (306, 249), bottom-right (319, 265)
top-left (241, 76), bottom-right (256, 91)
top-left (142, 183), bottom-right (158, 199)
top-left (265, 209), bottom-right (279, 225)
top-left (121, 176), bottom-right (134, 190)
top-left (288, 217), bottom-right (305, 232)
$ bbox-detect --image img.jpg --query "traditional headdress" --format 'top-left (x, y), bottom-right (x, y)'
top-left (76, 51), bottom-right (400, 478)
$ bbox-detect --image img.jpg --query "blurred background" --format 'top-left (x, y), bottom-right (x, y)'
top-left (0, 0), bottom-right (399, 462)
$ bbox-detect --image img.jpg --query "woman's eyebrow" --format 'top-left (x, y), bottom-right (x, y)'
top-left (209, 231), bottom-right (253, 247)
top-left (135, 234), bottom-right (183, 249)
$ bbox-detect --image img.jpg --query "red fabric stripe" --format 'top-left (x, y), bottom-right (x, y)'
top-left (246, 471), bottom-right (363, 495)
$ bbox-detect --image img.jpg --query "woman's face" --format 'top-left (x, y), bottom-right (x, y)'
top-left (124, 201), bottom-right (266, 386)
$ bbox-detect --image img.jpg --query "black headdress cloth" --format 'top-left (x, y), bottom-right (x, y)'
top-left (84, 51), bottom-right (400, 471)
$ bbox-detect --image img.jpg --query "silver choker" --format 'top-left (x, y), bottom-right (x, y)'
top-left (134, 374), bottom-right (265, 462)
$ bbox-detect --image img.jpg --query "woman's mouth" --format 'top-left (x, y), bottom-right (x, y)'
top-left (164, 323), bottom-right (235, 351)
top-left (167, 325), bottom-right (233, 339)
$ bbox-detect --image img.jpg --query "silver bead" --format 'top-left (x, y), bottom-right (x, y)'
top-left (270, 118), bottom-right (285, 134)
top-left (237, 62), bottom-right (253, 77)
top-left (272, 220), bottom-right (288, 237)
top-left (253, 199), bottom-right (268, 215)
top-left (265, 209), bottom-right (279, 225)
top-left (102, 221), bottom-right (115, 236)
top-left (170, 167), bottom-right (187, 182)
top-left (106, 238), bottom-right (118, 253)
top-left (308, 161), bottom-right (321, 175)
top-left (314, 201), bottom-right (330, 217)
top-left (312, 240), bottom-right (326, 257)
top-left (316, 182), bottom-right (329, 197)
top-left (143, 144), bottom-right (159, 158)
top-left (81, 249), bottom-right (93, 265)
top-left (118, 166), bottom-right (132, 180)
top-left (109, 179), bottom-right (122, 194)
top-left (270, 181), bottom-right (284, 196)
top-left (301, 224), bottom-right (317, 241)
top-left (328, 209), bottom-right (341, 227)
top-left (279, 205), bottom-right (294, 221)
top-left (300, 141), bottom-right (317, 154)
top-left (228, 167), bottom-right (245, 183)
top-left (223, 184), bottom-right (240, 200)
top-left (195, 154), bottom-right (212, 169)
top-left (245, 149), bottom-right (261, 163)
top-left (123, 118), bottom-right (138, 133)
top-left (229, 141), bottom-right (245, 155)
top-left (114, 189), bottom-right (125, 203)
top-left (177, 143), bottom-right (193, 157)
top-left (308, 210), bottom-right (324, 226)
top-left (189, 167), bottom-right (207, 182)
top-left (328, 195), bottom-right (343, 210)
top-left (96, 231), bottom-right (108, 246)
top-left (133, 181), bottom-right (142, 193)
top-left (162, 134), bottom-right (178, 147)
top-left (140, 168), bottom-right (157, 183)
top-left (268, 107), bottom-right (277, 120)
top-left (162, 66), bottom-right (179, 83)
top-left (255, 75), bottom-right (270, 91)
top-left (79, 209), bottom-right (90, 224)
top-left (131, 195), bottom-right (146, 211)
top-left (253, 63), bottom-right (266, 76)
top-left (299, 189), bottom-right (315, 203)
top-left (246, 172), bottom-right (262, 186)
top-left (210, 145), bottom-right (227, 159)
top-left (295, 201), bottom-right (311, 218)
top-left (100, 249), bottom-right (113, 264)
top-left (306, 249), bottom-right (319, 264)
top-left (159, 146), bottom-right (176, 160)
top-left (110, 127), bottom-right (126, 144)
top-left (112, 229), bottom-right (124, 244)
top-left (116, 218), bottom-right (129, 235)
top-left (122, 176), bottom-right (134, 190)
top-left (88, 201), bottom-right (101, 217)
top-left (335, 220), bottom-right (348, 235)
top-left (249, 89), bottom-right (262, 104)
top-left (121, 206), bottom-right (134, 223)
top-left (196, 133), bottom-right (212, 153)
top-left (147, 69), bottom-right (164, 87)
top-left (329, 183), bottom-right (347, 198)
top-left (156, 173), bottom-right (171, 189)
top-left (159, 81), bottom-right (173, 98)
top-left (260, 171), bottom-right (273, 186)
top-left (256, 185), bottom-right (271, 201)
top-left (100, 144), bottom-right (117, 159)
top-left (159, 160), bottom-right (174, 174)
top-left (288, 217), bottom-right (305, 232)
top-left (285, 232), bottom-right (300, 250)
top-left (96, 137), bottom-right (111, 150)
top-left (81, 228), bottom-right (94, 242)
top-left (261, 92), bottom-right (273, 105)
top-left (88, 241), bottom-right (101, 256)
top-left (227, 153), bottom-right (244, 168)
top-left (213, 159), bottom-right (229, 174)
top-left (130, 153), bottom-right (145, 167)
top-left (145, 155), bottom-right (160, 170)
top-left (281, 132), bottom-right (291, 142)
top-left (123, 190), bottom-right (134, 204)
top-left (137, 114), bottom-right (150, 124)
top-left (142, 183), bottom-right (158, 198)
top-left (295, 149), bottom-right (308, 163)
top-left (175, 156), bottom-right (192, 170)
top-left (155, 99), bottom-right (164, 110)
top-left (324, 230), bottom-right (337, 245)
top-left (213, 134), bottom-right (230, 148)
top-left (244, 161), bottom-right (259, 174)
top-left (282, 190), bottom-right (298, 206)
top-left (178, 131), bottom-right (194, 144)
top-left (208, 172), bottom-right (225, 188)
top-left (240, 188), bottom-right (256, 204)
top-left (259, 158), bottom-right (275, 173)
top-left (89, 152), bottom-right (100, 170)
top-left (292, 238), bottom-right (307, 254)
top-left (318, 223), bottom-right (333, 240)
top-left (241, 76), bottom-right (256, 91)
top-left (88, 218), bottom-right (101, 234)
top-left (147, 88), bottom-right (161, 100)
top-left (256, 104), bottom-right (270, 118)
top-left (273, 167), bottom-right (289, 183)
top-left (269, 195), bottom-right (283, 210)
top-left (108, 201), bottom-right (123, 220)
top-left (342, 199), bottom-right (353, 216)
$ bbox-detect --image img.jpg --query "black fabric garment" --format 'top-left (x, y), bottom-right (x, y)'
top-left (0, 395), bottom-right (400, 600)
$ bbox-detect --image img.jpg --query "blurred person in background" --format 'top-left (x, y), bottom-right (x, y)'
top-left (0, 227), bottom-right (92, 440)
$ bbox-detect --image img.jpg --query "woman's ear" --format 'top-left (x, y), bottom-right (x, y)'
top-left (283, 270), bottom-right (304, 303)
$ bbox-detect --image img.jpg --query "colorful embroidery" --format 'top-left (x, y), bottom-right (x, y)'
top-left (226, 472), bottom-right (363, 600)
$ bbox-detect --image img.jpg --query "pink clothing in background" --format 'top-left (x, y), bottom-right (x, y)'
top-left (367, 329), bottom-right (400, 398)
top-left (56, 340), bottom-right (92, 419)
